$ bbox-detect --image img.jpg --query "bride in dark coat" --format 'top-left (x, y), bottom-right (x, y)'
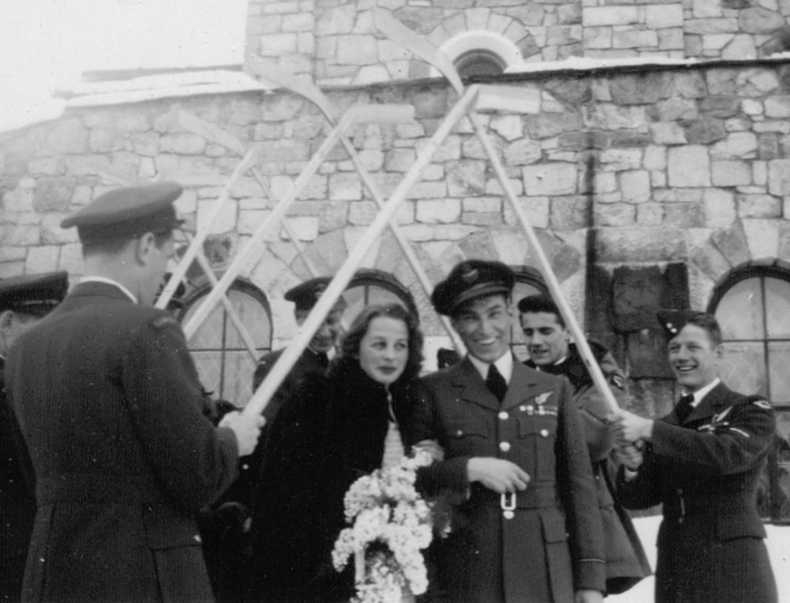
top-left (246, 303), bottom-right (434, 602)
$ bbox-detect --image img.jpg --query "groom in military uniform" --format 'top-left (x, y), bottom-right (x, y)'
top-left (412, 259), bottom-right (605, 603)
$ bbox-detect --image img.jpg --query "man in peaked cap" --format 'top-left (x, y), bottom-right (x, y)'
top-left (251, 276), bottom-right (347, 420)
top-left (0, 271), bottom-right (68, 602)
top-left (202, 277), bottom-right (348, 600)
top-left (5, 182), bottom-right (263, 602)
top-left (412, 259), bottom-right (605, 603)
top-left (615, 310), bottom-right (777, 603)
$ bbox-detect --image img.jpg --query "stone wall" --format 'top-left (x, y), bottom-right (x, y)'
top-left (3, 62), bottom-right (790, 389)
top-left (244, 0), bottom-right (790, 86)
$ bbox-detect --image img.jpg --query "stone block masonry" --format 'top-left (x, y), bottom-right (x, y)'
top-left (2, 62), bottom-right (790, 353)
top-left (243, 1), bottom-right (790, 86)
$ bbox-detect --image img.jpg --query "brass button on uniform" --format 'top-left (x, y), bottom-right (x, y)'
top-left (455, 429), bottom-right (464, 437)
top-left (499, 441), bottom-right (511, 452)
top-left (539, 429), bottom-right (549, 437)
top-left (498, 411), bottom-right (509, 420)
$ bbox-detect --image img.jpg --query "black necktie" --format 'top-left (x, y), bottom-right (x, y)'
top-left (486, 364), bottom-right (507, 402)
top-left (316, 353), bottom-right (329, 369)
top-left (675, 394), bottom-right (695, 423)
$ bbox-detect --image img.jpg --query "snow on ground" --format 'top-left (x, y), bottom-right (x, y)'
top-left (608, 517), bottom-right (790, 602)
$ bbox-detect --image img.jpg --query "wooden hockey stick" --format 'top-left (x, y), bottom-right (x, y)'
top-left (243, 87), bottom-right (480, 417)
top-left (183, 104), bottom-right (411, 341)
top-left (375, 9), bottom-right (620, 414)
top-left (176, 109), bottom-right (322, 277)
top-left (261, 65), bottom-right (466, 353)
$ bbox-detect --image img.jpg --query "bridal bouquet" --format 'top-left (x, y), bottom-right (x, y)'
top-left (331, 450), bottom-right (439, 603)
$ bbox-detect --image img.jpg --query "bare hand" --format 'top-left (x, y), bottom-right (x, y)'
top-left (614, 409), bottom-right (654, 443)
top-left (412, 439), bottom-right (445, 462)
top-left (615, 442), bottom-right (644, 471)
top-left (467, 457), bottom-right (530, 493)
top-left (219, 411), bottom-right (265, 456)
top-left (574, 589), bottom-right (604, 603)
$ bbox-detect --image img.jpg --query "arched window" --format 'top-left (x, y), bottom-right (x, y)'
top-left (179, 278), bottom-right (272, 405)
top-left (510, 265), bottom-right (549, 361)
top-left (709, 262), bottom-right (790, 521)
top-left (455, 49), bottom-right (506, 78)
top-left (434, 31), bottom-right (522, 80)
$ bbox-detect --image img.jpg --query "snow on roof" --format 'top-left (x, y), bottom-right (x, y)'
top-left (4, 52), bottom-right (790, 135)
top-left (65, 69), bottom-right (277, 107)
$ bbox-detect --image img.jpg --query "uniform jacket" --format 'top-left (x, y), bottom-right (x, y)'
top-left (525, 341), bottom-right (623, 461)
top-left (1, 356), bottom-right (36, 601)
top-left (246, 360), bottom-right (425, 602)
top-left (413, 358), bottom-right (605, 603)
top-left (5, 281), bottom-right (239, 602)
top-left (617, 382), bottom-right (777, 603)
top-left (526, 343), bottom-right (651, 594)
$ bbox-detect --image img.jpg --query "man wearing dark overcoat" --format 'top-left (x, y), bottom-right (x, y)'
top-left (5, 182), bottom-right (262, 602)
top-left (252, 277), bottom-right (346, 421)
top-left (413, 259), bottom-right (605, 603)
top-left (615, 310), bottom-right (777, 603)
top-left (202, 278), bottom-right (346, 599)
top-left (519, 294), bottom-right (650, 595)
top-left (0, 271), bottom-right (68, 602)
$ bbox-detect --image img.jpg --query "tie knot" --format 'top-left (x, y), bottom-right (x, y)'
top-left (486, 364), bottom-right (507, 402)
top-left (675, 393), bottom-right (695, 422)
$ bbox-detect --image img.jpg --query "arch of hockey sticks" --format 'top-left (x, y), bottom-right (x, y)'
top-left (156, 9), bottom-right (620, 419)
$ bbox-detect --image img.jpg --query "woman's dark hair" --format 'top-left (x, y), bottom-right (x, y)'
top-left (337, 303), bottom-right (423, 382)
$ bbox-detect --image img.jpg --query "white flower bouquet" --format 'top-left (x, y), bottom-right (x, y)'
top-left (331, 450), bottom-right (438, 603)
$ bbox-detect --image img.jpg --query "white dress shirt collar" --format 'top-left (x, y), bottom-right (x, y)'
top-left (79, 276), bottom-right (138, 304)
top-left (468, 351), bottom-right (514, 384)
top-left (685, 377), bottom-right (721, 408)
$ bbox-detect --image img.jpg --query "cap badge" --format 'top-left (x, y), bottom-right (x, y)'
top-left (461, 268), bottom-right (479, 284)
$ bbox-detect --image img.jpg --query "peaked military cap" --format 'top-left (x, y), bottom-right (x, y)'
top-left (432, 259), bottom-right (515, 316)
top-left (656, 309), bottom-right (715, 338)
top-left (286, 277), bottom-right (337, 312)
top-left (0, 271), bottom-right (68, 313)
top-left (61, 181), bottom-right (184, 243)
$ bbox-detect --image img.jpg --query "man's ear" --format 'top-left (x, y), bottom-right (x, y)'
top-left (134, 232), bottom-right (157, 266)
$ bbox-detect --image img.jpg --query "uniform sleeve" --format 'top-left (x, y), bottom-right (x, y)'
top-left (614, 450), bottom-right (662, 510)
top-left (650, 400), bottom-right (775, 476)
top-left (556, 378), bottom-right (606, 593)
top-left (573, 353), bottom-right (624, 463)
top-left (121, 315), bottom-right (239, 514)
top-left (411, 379), bottom-right (470, 497)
